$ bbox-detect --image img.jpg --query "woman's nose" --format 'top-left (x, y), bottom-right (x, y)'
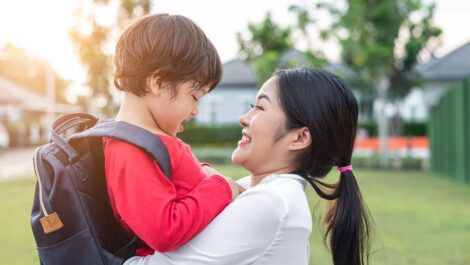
top-left (238, 111), bottom-right (250, 127)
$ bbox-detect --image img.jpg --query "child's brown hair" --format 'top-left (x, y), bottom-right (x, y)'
top-left (114, 13), bottom-right (222, 97)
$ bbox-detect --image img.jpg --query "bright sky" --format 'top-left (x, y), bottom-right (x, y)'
top-left (0, 0), bottom-right (469, 84)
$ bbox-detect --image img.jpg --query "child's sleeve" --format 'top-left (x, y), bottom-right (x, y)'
top-left (123, 189), bottom-right (289, 265)
top-left (104, 139), bottom-right (232, 252)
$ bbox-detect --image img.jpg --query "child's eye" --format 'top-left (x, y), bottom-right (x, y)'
top-left (192, 95), bottom-right (199, 102)
top-left (250, 104), bottom-right (264, 111)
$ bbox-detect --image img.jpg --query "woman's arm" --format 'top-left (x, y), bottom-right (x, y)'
top-left (125, 188), bottom-right (286, 265)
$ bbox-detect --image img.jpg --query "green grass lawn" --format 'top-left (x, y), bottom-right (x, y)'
top-left (1, 167), bottom-right (469, 265)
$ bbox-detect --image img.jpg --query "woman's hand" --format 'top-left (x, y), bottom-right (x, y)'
top-left (201, 163), bottom-right (245, 201)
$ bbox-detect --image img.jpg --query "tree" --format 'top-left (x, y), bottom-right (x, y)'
top-left (118, 0), bottom-right (151, 24)
top-left (317, 0), bottom-right (442, 166)
top-left (237, 10), bottom-right (326, 84)
top-left (288, 4), bottom-right (327, 68)
top-left (237, 12), bottom-right (293, 83)
top-left (69, 0), bottom-right (151, 116)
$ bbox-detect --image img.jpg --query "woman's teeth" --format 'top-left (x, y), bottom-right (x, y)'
top-left (242, 135), bottom-right (251, 143)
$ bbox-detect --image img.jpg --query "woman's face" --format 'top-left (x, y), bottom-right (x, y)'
top-left (232, 77), bottom-right (295, 176)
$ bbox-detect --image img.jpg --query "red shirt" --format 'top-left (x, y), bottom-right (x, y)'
top-left (103, 135), bottom-right (232, 255)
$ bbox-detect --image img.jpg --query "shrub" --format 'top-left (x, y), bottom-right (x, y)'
top-left (178, 123), bottom-right (241, 146)
top-left (359, 120), bottom-right (427, 136)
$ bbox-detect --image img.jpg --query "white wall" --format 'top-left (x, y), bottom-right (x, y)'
top-left (196, 88), bottom-right (258, 124)
top-left (372, 81), bottom-right (453, 122)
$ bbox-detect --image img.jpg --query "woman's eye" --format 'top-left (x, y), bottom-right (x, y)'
top-left (250, 104), bottom-right (264, 111)
top-left (192, 95), bottom-right (199, 102)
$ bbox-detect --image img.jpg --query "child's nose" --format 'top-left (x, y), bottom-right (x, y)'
top-left (191, 104), bottom-right (200, 116)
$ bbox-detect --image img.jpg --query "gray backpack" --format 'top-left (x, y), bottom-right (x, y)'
top-left (31, 113), bottom-right (171, 265)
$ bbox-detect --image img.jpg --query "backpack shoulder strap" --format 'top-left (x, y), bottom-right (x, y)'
top-left (71, 120), bottom-right (172, 180)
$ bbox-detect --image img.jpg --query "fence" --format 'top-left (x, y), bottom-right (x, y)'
top-left (429, 76), bottom-right (470, 183)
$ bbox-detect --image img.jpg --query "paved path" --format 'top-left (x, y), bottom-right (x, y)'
top-left (0, 147), bottom-right (37, 181)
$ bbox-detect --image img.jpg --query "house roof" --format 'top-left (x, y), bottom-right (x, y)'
top-left (417, 41), bottom-right (470, 81)
top-left (0, 77), bottom-right (82, 113)
top-left (217, 59), bottom-right (258, 88)
top-left (0, 77), bottom-right (43, 104)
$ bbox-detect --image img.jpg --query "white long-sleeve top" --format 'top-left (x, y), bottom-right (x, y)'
top-left (124, 173), bottom-right (312, 265)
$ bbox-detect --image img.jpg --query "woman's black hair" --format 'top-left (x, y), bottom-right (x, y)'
top-left (274, 67), bottom-right (372, 265)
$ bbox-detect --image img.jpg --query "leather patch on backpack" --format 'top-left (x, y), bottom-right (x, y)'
top-left (40, 212), bottom-right (64, 234)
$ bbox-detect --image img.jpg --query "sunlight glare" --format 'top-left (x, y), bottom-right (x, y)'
top-left (0, 0), bottom-right (84, 81)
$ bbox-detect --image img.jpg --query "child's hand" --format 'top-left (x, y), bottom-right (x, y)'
top-left (201, 164), bottom-right (243, 201)
top-left (236, 183), bottom-right (246, 194)
top-left (201, 163), bottom-right (221, 177)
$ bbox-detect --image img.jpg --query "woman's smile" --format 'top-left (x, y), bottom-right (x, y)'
top-left (238, 131), bottom-right (252, 146)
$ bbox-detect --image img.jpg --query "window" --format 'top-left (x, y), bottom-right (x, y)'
top-left (203, 95), bottom-right (222, 124)
top-left (239, 95), bottom-right (253, 115)
top-left (209, 100), bottom-right (220, 123)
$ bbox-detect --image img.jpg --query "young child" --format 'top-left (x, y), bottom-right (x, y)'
top-left (103, 13), bottom-right (241, 256)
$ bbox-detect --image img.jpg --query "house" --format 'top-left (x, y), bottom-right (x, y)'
top-left (201, 41), bottom-right (470, 125)
top-left (195, 59), bottom-right (259, 124)
top-left (323, 63), bottom-right (375, 121)
top-left (280, 49), bottom-right (376, 121)
top-left (398, 41), bottom-right (470, 121)
top-left (417, 41), bottom-right (470, 105)
top-left (197, 57), bottom-right (377, 124)
top-left (0, 77), bottom-right (83, 147)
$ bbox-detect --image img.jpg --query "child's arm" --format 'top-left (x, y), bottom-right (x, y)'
top-left (124, 188), bottom-right (296, 265)
top-left (105, 139), bottom-right (234, 252)
top-left (201, 164), bottom-right (246, 194)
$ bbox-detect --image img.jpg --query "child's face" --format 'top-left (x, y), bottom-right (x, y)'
top-left (147, 81), bottom-right (208, 136)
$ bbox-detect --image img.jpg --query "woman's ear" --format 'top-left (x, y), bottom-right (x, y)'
top-left (289, 127), bottom-right (311, 151)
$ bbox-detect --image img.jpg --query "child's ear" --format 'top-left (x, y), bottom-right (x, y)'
top-left (289, 126), bottom-right (311, 151)
top-left (147, 74), bottom-right (162, 96)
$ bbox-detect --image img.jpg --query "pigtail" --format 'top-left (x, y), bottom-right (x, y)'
top-left (307, 170), bottom-right (372, 265)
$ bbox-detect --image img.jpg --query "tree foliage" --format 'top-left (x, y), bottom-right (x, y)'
top-left (119, 0), bottom-right (151, 23)
top-left (238, 0), bottom-right (441, 166)
top-left (69, 0), bottom-right (151, 116)
top-left (237, 12), bottom-right (326, 83)
top-left (319, 0), bottom-right (442, 98)
top-left (317, 0), bottom-right (442, 166)
top-left (237, 12), bottom-right (293, 82)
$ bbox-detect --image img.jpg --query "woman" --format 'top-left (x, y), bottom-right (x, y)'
top-left (125, 68), bottom-right (372, 265)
